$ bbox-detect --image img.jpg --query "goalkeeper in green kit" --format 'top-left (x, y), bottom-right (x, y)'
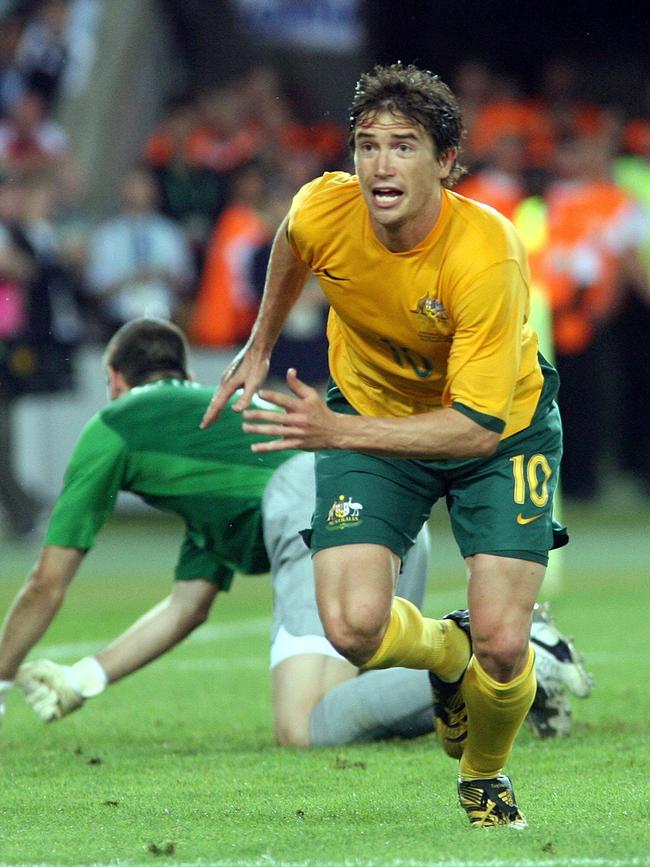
top-left (0, 318), bottom-right (591, 745)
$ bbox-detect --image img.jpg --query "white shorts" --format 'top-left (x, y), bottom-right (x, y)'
top-left (270, 625), bottom-right (347, 670)
top-left (263, 452), bottom-right (431, 668)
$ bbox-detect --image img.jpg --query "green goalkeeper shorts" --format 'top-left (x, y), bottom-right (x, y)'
top-left (306, 380), bottom-right (568, 568)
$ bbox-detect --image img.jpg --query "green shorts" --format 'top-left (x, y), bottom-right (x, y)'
top-left (307, 369), bottom-right (568, 568)
top-left (174, 532), bottom-right (236, 590)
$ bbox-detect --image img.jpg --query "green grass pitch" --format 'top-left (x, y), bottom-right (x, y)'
top-left (0, 500), bottom-right (649, 866)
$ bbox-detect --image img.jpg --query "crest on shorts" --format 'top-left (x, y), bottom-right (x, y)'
top-left (326, 494), bottom-right (364, 529)
top-left (412, 292), bottom-right (452, 336)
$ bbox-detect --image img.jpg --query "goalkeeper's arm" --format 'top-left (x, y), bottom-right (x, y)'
top-left (0, 545), bottom-right (85, 723)
top-left (18, 578), bottom-right (219, 722)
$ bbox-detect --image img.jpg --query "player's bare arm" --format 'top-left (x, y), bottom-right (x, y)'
top-left (16, 578), bottom-right (220, 724)
top-left (200, 217), bottom-right (311, 429)
top-left (243, 369), bottom-right (500, 459)
top-left (93, 579), bottom-right (218, 683)
top-left (0, 546), bottom-right (84, 680)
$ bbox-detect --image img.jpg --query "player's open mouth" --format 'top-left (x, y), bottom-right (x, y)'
top-left (372, 187), bottom-right (403, 206)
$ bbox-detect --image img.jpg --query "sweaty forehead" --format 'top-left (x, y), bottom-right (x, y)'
top-left (356, 109), bottom-right (422, 134)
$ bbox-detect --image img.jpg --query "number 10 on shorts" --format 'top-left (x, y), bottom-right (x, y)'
top-left (510, 454), bottom-right (553, 507)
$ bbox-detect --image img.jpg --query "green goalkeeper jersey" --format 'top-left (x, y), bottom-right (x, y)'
top-left (45, 379), bottom-right (295, 588)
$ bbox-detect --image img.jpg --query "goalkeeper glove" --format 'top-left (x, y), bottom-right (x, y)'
top-left (17, 657), bottom-right (108, 722)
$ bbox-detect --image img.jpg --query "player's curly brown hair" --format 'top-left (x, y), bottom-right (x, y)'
top-left (348, 62), bottom-right (466, 187)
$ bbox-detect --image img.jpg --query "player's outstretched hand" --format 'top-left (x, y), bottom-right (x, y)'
top-left (242, 368), bottom-right (342, 452)
top-left (200, 344), bottom-right (271, 430)
top-left (17, 660), bottom-right (85, 722)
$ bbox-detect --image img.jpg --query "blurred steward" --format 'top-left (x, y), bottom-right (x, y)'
top-left (455, 132), bottom-right (527, 221)
top-left (189, 162), bottom-right (268, 348)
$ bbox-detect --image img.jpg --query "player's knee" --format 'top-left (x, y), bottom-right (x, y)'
top-left (321, 620), bottom-right (380, 666)
top-left (274, 716), bottom-right (310, 747)
top-left (473, 629), bottom-right (530, 682)
top-left (318, 595), bottom-right (387, 664)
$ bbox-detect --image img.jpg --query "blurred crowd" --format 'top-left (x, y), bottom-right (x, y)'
top-left (1, 0), bottom-right (649, 543)
top-left (452, 59), bottom-right (650, 502)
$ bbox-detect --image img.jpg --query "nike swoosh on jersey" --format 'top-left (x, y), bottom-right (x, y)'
top-left (516, 513), bottom-right (543, 525)
top-left (322, 269), bottom-right (349, 282)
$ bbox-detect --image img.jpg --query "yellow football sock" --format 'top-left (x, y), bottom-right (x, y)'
top-left (459, 646), bottom-right (536, 781)
top-left (361, 597), bottom-right (470, 681)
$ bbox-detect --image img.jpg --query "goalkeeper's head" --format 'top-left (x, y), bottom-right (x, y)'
top-left (104, 317), bottom-right (190, 396)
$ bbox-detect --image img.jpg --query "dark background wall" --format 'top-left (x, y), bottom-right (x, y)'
top-left (364, 0), bottom-right (649, 111)
top-left (161, 0), bottom-right (649, 116)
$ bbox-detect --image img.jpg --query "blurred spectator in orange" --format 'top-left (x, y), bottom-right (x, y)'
top-left (252, 87), bottom-right (346, 172)
top-left (144, 97), bottom-right (227, 270)
top-left (532, 136), bottom-right (649, 498)
top-left (467, 74), bottom-right (555, 169)
top-left (240, 65), bottom-right (347, 170)
top-left (0, 87), bottom-right (68, 175)
top-left (455, 132), bottom-right (527, 220)
top-left (85, 166), bottom-right (195, 337)
top-left (185, 81), bottom-right (266, 175)
top-left (190, 162), bottom-right (269, 348)
top-left (143, 64), bottom-right (348, 278)
top-left (250, 182), bottom-right (329, 387)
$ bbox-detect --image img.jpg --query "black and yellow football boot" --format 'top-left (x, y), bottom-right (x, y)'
top-left (457, 774), bottom-right (527, 829)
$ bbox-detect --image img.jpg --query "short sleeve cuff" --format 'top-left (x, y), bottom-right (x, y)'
top-left (452, 401), bottom-right (506, 434)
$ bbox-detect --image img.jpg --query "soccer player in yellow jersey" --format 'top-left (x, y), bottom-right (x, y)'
top-left (201, 63), bottom-right (568, 828)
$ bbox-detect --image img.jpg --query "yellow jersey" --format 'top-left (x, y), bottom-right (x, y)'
top-left (288, 171), bottom-right (544, 439)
